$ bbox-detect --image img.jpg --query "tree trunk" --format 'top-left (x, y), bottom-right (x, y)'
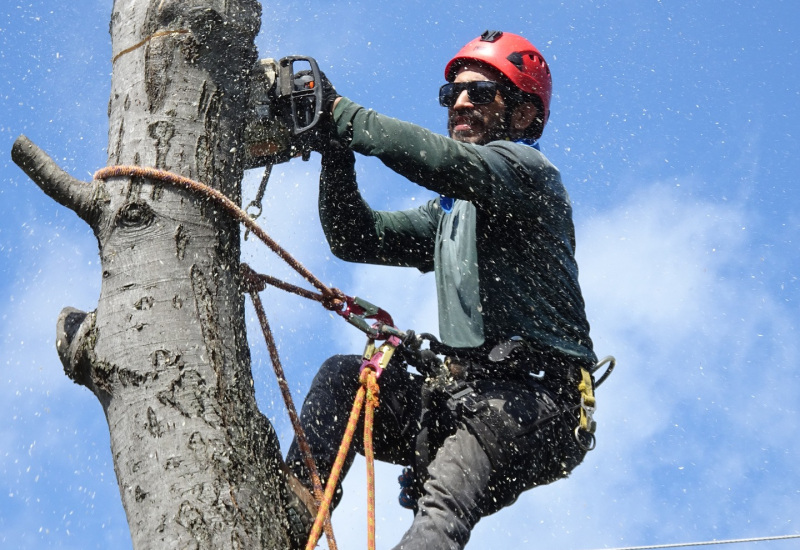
top-left (11, 0), bottom-right (295, 547)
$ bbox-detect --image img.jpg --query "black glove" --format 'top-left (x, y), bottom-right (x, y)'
top-left (316, 70), bottom-right (340, 116)
top-left (292, 69), bottom-right (339, 115)
top-left (294, 69), bottom-right (342, 153)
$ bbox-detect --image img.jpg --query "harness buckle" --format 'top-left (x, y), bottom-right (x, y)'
top-left (487, 336), bottom-right (525, 362)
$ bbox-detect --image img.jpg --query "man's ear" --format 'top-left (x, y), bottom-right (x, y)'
top-left (511, 102), bottom-right (542, 137)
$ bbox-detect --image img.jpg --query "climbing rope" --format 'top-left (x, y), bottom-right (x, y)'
top-left (94, 165), bottom-right (344, 549)
top-left (582, 533), bottom-right (800, 550)
top-left (364, 371), bottom-right (380, 550)
top-left (243, 268), bottom-right (337, 548)
top-left (94, 165), bottom-right (346, 308)
top-left (305, 366), bottom-right (381, 550)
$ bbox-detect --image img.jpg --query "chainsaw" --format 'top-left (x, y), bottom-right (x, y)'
top-left (241, 56), bottom-right (323, 229)
top-left (244, 55), bottom-right (323, 169)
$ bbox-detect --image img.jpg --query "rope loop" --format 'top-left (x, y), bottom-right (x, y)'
top-left (360, 367), bottom-right (381, 409)
top-left (94, 165), bottom-right (336, 297)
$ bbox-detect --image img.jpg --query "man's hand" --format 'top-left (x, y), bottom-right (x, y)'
top-left (295, 69), bottom-right (342, 153)
top-left (293, 69), bottom-right (339, 117)
top-left (316, 71), bottom-right (340, 116)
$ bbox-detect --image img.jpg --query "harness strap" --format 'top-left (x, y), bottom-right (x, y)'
top-left (576, 367), bottom-right (597, 451)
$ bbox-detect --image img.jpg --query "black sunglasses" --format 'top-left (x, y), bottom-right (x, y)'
top-left (438, 81), bottom-right (502, 107)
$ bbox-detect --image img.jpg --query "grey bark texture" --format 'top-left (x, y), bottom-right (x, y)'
top-left (11, 0), bottom-right (297, 548)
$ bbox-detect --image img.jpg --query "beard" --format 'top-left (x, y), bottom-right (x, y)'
top-left (447, 110), bottom-right (508, 144)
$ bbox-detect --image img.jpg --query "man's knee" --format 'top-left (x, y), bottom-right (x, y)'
top-left (304, 354), bottom-right (362, 406)
top-left (313, 354), bottom-right (361, 385)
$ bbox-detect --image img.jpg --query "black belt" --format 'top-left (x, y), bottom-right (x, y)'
top-left (406, 333), bottom-right (590, 392)
top-left (445, 348), bottom-right (584, 393)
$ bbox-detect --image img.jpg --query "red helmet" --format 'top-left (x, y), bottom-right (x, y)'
top-left (445, 30), bottom-right (552, 132)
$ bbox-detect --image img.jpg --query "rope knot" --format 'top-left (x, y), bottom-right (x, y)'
top-left (240, 263), bottom-right (266, 294)
top-left (360, 368), bottom-right (381, 408)
top-left (322, 287), bottom-right (347, 312)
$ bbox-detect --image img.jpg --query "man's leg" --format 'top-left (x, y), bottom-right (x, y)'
top-left (393, 380), bottom-right (587, 550)
top-left (393, 426), bottom-right (492, 550)
top-left (286, 354), bottom-right (422, 504)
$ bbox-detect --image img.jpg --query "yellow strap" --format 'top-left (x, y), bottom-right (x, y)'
top-left (577, 368), bottom-right (596, 433)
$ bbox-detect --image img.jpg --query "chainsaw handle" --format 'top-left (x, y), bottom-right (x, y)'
top-left (278, 56), bottom-right (323, 135)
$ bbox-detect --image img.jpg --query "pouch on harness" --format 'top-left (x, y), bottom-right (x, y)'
top-left (397, 336), bottom-right (610, 513)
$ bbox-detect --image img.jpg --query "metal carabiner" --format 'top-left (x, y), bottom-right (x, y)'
top-left (244, 164), bottom-right (272, 241)
top-left (575, 426), bottom-right (597, 452)
top-left (591, 355), bottom-right (616, 388)
top-left (359, 334), bottom-right (403, 379)
top-left (338, 296), bottom-right (397, 339)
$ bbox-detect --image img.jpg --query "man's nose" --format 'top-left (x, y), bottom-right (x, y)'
top-left (453, 89), bottom-right (473, 109)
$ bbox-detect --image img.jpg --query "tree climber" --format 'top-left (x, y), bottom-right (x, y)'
top-left (285, 30), bottom-right (598, 549)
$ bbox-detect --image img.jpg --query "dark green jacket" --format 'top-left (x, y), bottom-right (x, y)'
top-left (320, 98), bottom-right (596, 367)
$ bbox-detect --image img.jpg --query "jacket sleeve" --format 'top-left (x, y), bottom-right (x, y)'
top-left (332, 98), bottom-right (566, 219)
top-left (319, 146), bottom-right (439, 272)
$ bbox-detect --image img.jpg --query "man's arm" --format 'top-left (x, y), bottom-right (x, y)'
top-left (332, 98), bottom-right (565, 218)
top-left (319, 146), bottom-right (439, 271)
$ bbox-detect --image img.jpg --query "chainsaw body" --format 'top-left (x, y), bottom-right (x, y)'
top-left (243, 56), bottom-right (322, 169)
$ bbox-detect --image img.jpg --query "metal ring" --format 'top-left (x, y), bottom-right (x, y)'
top-left (246, 202), bottom-right (263, 220)
top-left (591, 355), bottom-right (616, 388)
top-left (575, 426), bottom-right (597, 452)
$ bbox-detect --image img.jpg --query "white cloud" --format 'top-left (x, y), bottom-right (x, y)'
top-left (0, 217), bottom-right (128, 548)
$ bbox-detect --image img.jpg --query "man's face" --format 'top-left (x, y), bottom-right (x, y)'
top-left (447, 63), bottom-right (508, 145)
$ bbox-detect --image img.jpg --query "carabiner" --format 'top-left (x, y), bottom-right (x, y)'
top-left (338, 296), bottom-right (397, 338)
top-left (591, 355), bottom-right (616, 388)
top-left (359, 334), bottom-right (403, 379)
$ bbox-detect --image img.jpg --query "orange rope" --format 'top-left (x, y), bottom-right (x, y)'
top-left (305, 367), bottom-right (380, 550)
top-left (364, 372), bottom-right (380, 550)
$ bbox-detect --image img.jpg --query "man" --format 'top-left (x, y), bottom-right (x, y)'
top-left (285, 30), bottom-right (597, 549)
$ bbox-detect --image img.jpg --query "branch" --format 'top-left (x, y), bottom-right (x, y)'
top-left (56, 307), bottom-right (97, 390)
top-left (11, 135), bottom-right (98, 225)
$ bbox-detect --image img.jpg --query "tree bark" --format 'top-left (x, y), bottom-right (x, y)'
top-left (11, 0), bottom-right (295, 547)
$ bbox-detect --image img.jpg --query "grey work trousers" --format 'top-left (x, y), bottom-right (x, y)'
top-left (286, 354), bottom-right (587, 550)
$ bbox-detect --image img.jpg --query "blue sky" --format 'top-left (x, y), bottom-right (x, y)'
top-left (2, 1), bottom-right (799, 549)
